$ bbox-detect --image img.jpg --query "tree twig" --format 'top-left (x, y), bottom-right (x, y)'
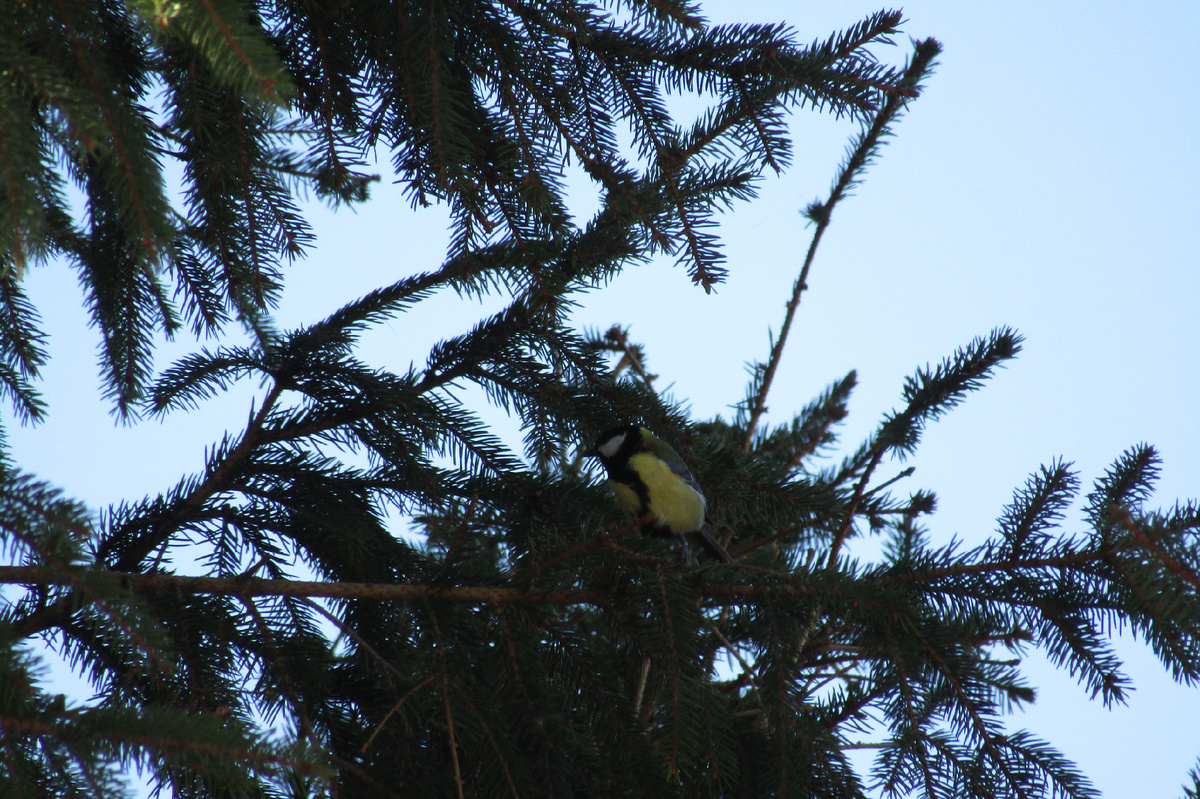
top-left (0, 566), bottom-right (608, 607)
top-left (741, 39), bottom-right (941, 451)
top-left (361, 672), bottom-right (441, 756)
top-left (442, 674), bottom-right (465, 799)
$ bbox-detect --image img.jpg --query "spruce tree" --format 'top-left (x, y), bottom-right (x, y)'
top-left (2, 1), bottom-right (1198, 797)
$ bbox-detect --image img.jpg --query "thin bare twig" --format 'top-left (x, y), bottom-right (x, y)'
top-left (741, 40), bottom-right (941, 451)
top-left (361, 672), bottom-right (441, 756)
top-left (740, 213), bottom-right (827, 453)
top-left (603, 326), bottom-right (656, 390)
top-left (294, 595), bottom-right (402, 683)
top-left (633, 656), bottom-right (651, 718)
top-left (460, 693), bottom-right (523, 799)
top-left (709, 623), bottom-right (758, 692)
top-left (442, 674), bottom-right (466, 799)
top-left (826, 449), bottom-right (886, 574)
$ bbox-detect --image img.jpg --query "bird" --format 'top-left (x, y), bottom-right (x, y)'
top-left (584, 425), bottom-right (733, 564)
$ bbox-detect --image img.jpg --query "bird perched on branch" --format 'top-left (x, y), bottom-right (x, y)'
top-left (584, 425), bottom-right (733, 564)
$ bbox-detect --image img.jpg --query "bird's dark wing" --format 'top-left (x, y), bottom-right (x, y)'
top-left (664, 457), bottom-right (704, 498)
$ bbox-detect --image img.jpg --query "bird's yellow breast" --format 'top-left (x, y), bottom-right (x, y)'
top-left (609, 452), bottom-right (705, 534)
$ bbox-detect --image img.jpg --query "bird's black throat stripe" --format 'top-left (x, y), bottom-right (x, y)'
top-left (610, 460), bottom-right (652, 518)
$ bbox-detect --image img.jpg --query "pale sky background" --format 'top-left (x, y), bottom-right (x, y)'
top-left (6, 0), bottom-right (1199, 796)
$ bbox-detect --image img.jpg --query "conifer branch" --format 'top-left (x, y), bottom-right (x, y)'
top-left (53, 0), bottom-right (160, 262)
top-left (5, 6), bottom-right (1191, 795)
top-left (110, 379), bottom-right (285, 571)
top-left (327, 754), bottom-right (402, 799)
top-left (3, 525), bottom-right (171, 670)
top-left (239, 595), bottom-right (316, 742)
top-left (527, 535), bottom-right (606, 580)
top-left (917, 633), bottom-right (1024, 790)
top-left (883, 628), bottom-right (939, 796)
top-left (633, 656), bottom-right (652, 721)
top-left (1116, 507), bottom-right (1200, 592)
top-left (361, 671), bottom-right (441, 756)
top-left (10, 381), bottom-right (285, 639)
top-left (603, 325), bottom-right (657, 389)
top-left (486, 53), bottom-right (670, 246)
top-left (740, 38), bottom-right (941, 450)
top-left (883, 547), bottom-right (1115, 584)
top-left (194, 0), bottom-right (282, 98)
top-left (0, 128), bottom-right (28, 274)
top-left (0, 713), bottom-right (322, 775)
top-left (4, 535), bottom-right (1172, 611)
top-left (461, 693), bottom-right (524, 799)
top-left (654, 566), bottom-right (684, 768)
top-left (709, 623), bottom-right (759, 691)
top-left (0, 566), bottom-right (609, 605)
top-left (826, 448), bottom-right (886, 573)
top-left (294, 594), bottom-right (405, 684)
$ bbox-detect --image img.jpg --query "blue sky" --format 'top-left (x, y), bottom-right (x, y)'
top-left (7, 0), bottom-right (1199, 795)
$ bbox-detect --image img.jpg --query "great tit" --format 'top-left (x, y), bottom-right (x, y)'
top-left (584, 425), bottom-right (733, 563)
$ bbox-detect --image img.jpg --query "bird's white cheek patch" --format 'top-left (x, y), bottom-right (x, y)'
top-left (597, 433), bottom-right (626, 459)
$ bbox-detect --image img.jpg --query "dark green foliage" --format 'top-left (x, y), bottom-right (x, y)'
top-left (2, 2), bottom-right (1198, 798)
top-left (1186, 763), bottom-right (1200, 799)
top-left (1, 0), bottom-right (913, 416)
top-left (877, 328), bottom-right (1022, 459)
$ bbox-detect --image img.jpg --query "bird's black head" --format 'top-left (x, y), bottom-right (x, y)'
top-left (584, 425), bottom-right (642, 467)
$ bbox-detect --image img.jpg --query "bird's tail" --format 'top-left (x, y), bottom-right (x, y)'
top-left (691, 525), bottom-right (734, 563)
